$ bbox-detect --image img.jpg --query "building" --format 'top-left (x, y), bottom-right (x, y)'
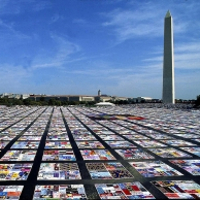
top-left (21, 94), bottom-right (30, 99)
top-left (1, 90), bottom-right (128, 103)
top-left (95, 95), bottom-right (112, 102)
top-left (111, 96), bottom-right (128, 102)
top-left (162, 10), bottom-right (175, 104)
top-left (131, 97), bottom-right (153, 103)
top-left (0, 93), bottom-right (29, 99)
top-left (98, 90), bottom-right (101, 96)
top-left (29, 95), bottom-right (95, 102)
top-left (0, 93), bottom-right (12, 98)
top-left (28, 93), bottom-right (128, 103)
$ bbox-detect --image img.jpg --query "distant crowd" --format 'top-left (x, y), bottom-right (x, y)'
top-left (119, 103), bottom-right (198, 110)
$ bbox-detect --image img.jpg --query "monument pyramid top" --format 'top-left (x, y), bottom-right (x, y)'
top-left (165, 10), bottom-right (172, 18)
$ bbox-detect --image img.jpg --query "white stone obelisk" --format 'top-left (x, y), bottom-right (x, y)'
top-left (162, 10), bottom-right (175, 104)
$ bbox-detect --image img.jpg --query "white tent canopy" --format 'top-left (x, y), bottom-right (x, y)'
top-left (95, 102), bottom-right (115, 106)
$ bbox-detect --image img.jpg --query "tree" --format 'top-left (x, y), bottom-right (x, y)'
top-left (62, 101), bottom-right (69, 106)
top-left (23, 98), bottom-right (33, 106)
top-left (55, 100), bottom-right (62, 106)
top-left (40, 101), bottom-right (48, 106)
top-left (194, 95), bottom-right (200, 108)
top-left (29, 101), bottom-right (40, 106)
top-left (48, 99), bottom-right (56, 105)
top-left (0, 97), bottom-right (7, 105)
top-left (86, 101), bottom-right (96, 106)
top-left (13, 99), bottom-right (23, 105)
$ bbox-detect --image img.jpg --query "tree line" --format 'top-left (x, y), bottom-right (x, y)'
top-left (0, 96), bottom-right (199, 107)
top-left (0, 97), bottom-right (133, 106)
top-left (0, 97), bottom-right (96, 106)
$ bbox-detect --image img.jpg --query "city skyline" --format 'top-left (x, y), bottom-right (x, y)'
top-left (0, 0), bottom-right (200, 99)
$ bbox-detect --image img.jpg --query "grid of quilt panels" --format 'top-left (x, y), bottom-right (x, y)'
top-left (0, 105), bottom-right (200, 199)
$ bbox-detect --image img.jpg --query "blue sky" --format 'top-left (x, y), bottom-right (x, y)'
top-left (0, 0), bottom-right (199, 99)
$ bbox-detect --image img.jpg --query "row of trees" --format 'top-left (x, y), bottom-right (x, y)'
top-left (0, 97), bottom-right (98, 106)
top-left (0, 96), bottom-right (199, 107)
top-left (0, 96), bottom-right (134, 106)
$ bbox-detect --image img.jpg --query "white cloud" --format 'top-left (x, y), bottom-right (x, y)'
top-left (101, 2), bottom-right (167, 42)
top-left (175, 42), bottom-right (200, 53)
top-left (0, 19), bottom-right (13, 30)
top-left (0, 19), bottom-right (30, 42)
top-left (143, 56), bottom-right (163, 62)
top-left (31, 34), bottom-right (81, 69)
top-left (61, 60), bottom-right (162, 98)
top-left (174, 41), bottom-right (200, 70)
top-left (102, 9), bottom-right (162, 42)
top-left (67, 59), bottom-right (162, 83)
top-left (142, 41), bottom-right (200, 70)
top-left (0, 0), bottom-right (51, 15)
top-left (101, 1), bottom-right (199, 43)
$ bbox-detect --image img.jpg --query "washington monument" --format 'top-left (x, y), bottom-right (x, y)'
top-left (162, 10), bottom-right (175, 104)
